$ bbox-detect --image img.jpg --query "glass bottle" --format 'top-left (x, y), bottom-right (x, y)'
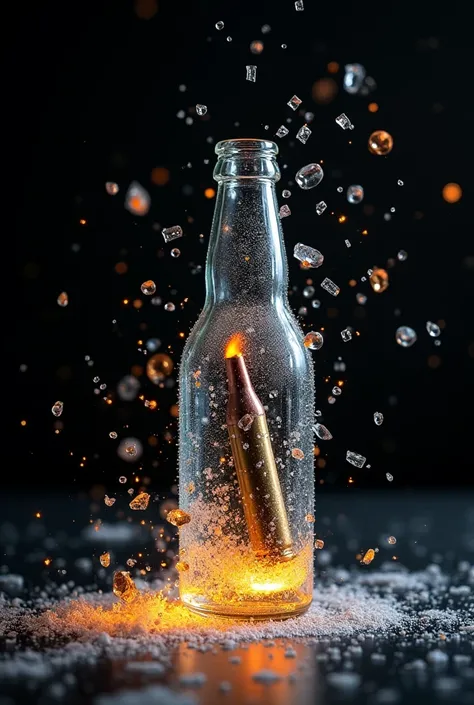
top-left (178, 139), bottom-right (315, 619)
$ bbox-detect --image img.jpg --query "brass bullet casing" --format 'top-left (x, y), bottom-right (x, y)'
top-left (226, 353), bottom-right (294, 561)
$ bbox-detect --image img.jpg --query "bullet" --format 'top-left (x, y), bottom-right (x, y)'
top-left (225, 336), bottom-right (294, 561)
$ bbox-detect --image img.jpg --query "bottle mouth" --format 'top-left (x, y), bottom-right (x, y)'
top-left (214, 139), bottom-right (280, 182)
top-left (215, 139), bottom-right (279, 156)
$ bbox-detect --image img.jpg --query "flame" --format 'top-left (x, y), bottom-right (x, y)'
top-left (225, 333), bottom-right (244, 359)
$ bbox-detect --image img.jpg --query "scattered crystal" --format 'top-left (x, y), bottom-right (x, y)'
top-left (282, 189), bottom-right (291, 198)
top-left (51, 401), bottom-right (64, 417)
top-left (343, 63), bottom-right (366, 94)
top-left (57, 292), bottom-right (68, 307)
top-left (162, 225), bottom-right (183, 243)
top-left (295, 163), bottom-right (324, 190)
top-left (295, 0), bottom-right (304, 9)
top-left (315, 201), bottom-right (327, 215)
top-left (335, 113), bottom-right (354, 130)
top-left (125, 181), bottom-right (150, 216)
top-left (171, 248), bottom-right (181, 257)
top-left (226, 36), bottom-right (232, 42)
top-left (321, 278), bottom-right (340, 296)
top-left (164, 302), bottom-right (176, 312)
top-left (104, 495), bottom-right (116, 506)
top-left (368, 130), bottom-right (393, 156)
top-left (279, 205), bottom-right (291, 218)
top-left (100, 552), bottom-right (111, 568)
top-left (196, 104), bottom-right (207, 116)
top-left (294, 243), bottom-right (324, 268)
top-left (361, 548), bottom-right (375, 565)
top-left (105, 181), bottom-right (119, 195)
top-left (291, 448), bottom-right (304, 460)
top-left (303, 285), bottom-right (315, 298)
top-left (397, 250), bottom-right (407, 261)
top-left (314, 423), bottom-right (332, 440)
top-left (129, 492), bottom-right (150, 510)
top-left (397, 179), bottom-right (404, 186)
top-left (388, 536), bottom-right (397, 545)
top-left (166, 508), bottom-right (191, 527)
top-left (374, 412), bottom-right (384, 426)
top-left (337, 187), bottom-right (343, 193)
top-left (370, 268), bottom-right (389, 293)
top-left (113, 571), bottom-right (138, 603)
top-left (238, 414), bottom-right (254, 431)
top-left (304, 331), bottom-right (324, 350)
top-left (332, 386), bottom-right (342, 396)
top-left (141, 279), bottom-right (156, 295)
top-left (287, 95), bottom-right (302, 111)
top-left (395, 326), bottom-right (417, 348)
top-left (347, 184), bottom-right (364, 204)
top-left (119, 476), bottom-right (127, 484)
top-left (176, 561), bottom-right (189, 572)
top-left (215, 21), bottom-right (224, 30)
top-left (276, 125), bottom-right (289, 138)
top-left (426, 321), bottom-right (441, 337)
top-left (346, 450), bottom-right (366, 468)
top-left (109, 432), bottom-right (118, 440)
top-left (246, 65), bottom-right (257, 82)
top-left (345, 239), bottom-right (351, 248)
top-left (250, 40), bottom-right (264, 54)
top-left (315, 539), bottom-right (324, 549)
top-left (296, 125), bottom-right (312, 144)
top-left (386, 473), bottom-right (393, 482)
top-left (117, 437), bottom-right (143, 462)
top-left (341, 328), bottom-right (352, 342)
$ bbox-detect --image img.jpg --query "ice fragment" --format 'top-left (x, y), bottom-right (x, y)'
top-left (346, 450), bottom-right (366, 468)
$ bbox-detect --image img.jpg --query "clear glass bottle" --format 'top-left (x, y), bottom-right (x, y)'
top-left (178, 139), bottom-right (315, 619)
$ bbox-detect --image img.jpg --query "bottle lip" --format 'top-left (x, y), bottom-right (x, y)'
top-left (215, 139), bottom-right (278, 156)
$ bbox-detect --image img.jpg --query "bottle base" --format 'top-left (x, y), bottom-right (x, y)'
top-left (182, 596), bottom-right (312, 621)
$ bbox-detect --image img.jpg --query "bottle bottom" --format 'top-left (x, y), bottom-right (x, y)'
top-left (181, 593), bottom-right (312, 621)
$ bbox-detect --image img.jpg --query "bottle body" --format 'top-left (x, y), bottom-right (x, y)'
top-left (178, 140), bottom-right (315, 619)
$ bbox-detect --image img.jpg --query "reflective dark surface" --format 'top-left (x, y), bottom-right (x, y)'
top-left (1, 491), bottom-right (473, 704)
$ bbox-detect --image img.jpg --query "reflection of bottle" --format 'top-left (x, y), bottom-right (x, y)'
top-left (178, 139), bottom-right (315, 619)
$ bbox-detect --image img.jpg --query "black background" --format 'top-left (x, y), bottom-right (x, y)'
top-left (13, 0), bottom-right (473, 495)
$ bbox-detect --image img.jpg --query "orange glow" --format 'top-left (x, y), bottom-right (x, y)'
top-left (225, 333), bottom-right (244, 358)
top-left (35, 512), bottom-right (41, 518)
top-left (442, 183), bottom-right (462, 203)
top-left (368, 102), bottom-right (379, 113)
top-left (115, 262), bottom-right (128, 274)
top-left (338, 215), bottom-right (346, 223)
top-left (20, 419), bottom-right (27, 426)
top-left (362, 229), bottom-right (368, 235)
top-left (79, 219), bottom-right (86, 225)
top-left (133, 299), bottom-right (143, 309)
top-left (327, 61), bottom-right (339, 73)
top-left (204, 188), bottom-right (216, 199)
top-left (150, 167), bottom-right (170, 186)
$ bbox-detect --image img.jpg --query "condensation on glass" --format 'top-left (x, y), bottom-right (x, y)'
top-left (178, 139), bottom-right (315, 619)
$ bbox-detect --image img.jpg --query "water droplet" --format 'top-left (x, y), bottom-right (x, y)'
top-left (347, 184), bottom-right (364, 204)
top-left (369, 268), bottom-right (389, 293)
top-left (117, 438), bottom-right (143, 462)
top-left (164, 302), bottom-right (176, 312)
top-left (109, 431), bottom-right (118, 439)
top-left (397, 250), bottom-right (408, 261)
top-left (373, 412), bottom-right (384, 426)
top-left (386, 473), bottom-right (394, 482)
top-left (304, 331), bottom-right (324, 350)
top-left (426, 321), bottom-right (441, 337)
top-left (215, 21), bottom-right (224, 30)
top-left (282, 189), bottom-right (291, 198)
top-left (105, 182), bottom-right (119, 195)
top-left (125, 181), bottom-right (150, 215)
top-left (332, 386), bottom-right (342, 396)
top-left (303, 286), bottom-right (315, 298)
top-left (171, 248), bottom-right (181, 258)
top-left (368, 130), bottom-right (393, 156)
top-left (57, 292), bottom-right (69, 307)
top-left (51, 401), bottom-right (64, 417)
top-left (141, 280), bottom-right (156, 295)
top-left (295, 163), bottom-right (324, 190)
top-left (388, 536), bottom-right (397, 545)
top-left (395, 326), bottom-right (417, 348)
top-left (343, 63), bottom-right (366, 94)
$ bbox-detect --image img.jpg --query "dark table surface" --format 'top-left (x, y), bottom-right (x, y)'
top-left (1, 490), bottom-right (473, 705)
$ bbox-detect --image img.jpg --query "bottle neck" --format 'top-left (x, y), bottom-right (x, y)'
top-left (204, 180), bottom-right (288, 306)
